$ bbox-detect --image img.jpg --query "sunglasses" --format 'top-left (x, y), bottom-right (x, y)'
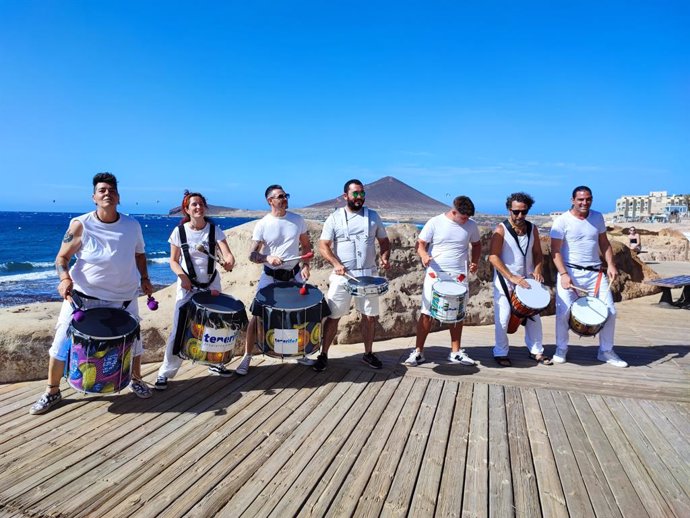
top-left (271, 193), bottom-right (290, 200)
top-left (511, 209), bottom-right (529, 215)
top-left (350, 191), bottom-right (366, 198)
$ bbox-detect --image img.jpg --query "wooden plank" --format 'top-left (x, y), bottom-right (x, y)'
top-left (408, 380), bottom-right (458, 517)
top-left (353, 377), bottom-right (430, 517)
top-left (569, 393), bottom-right (649, 517)
top-left (315, 376), bottom-right (416, 517)
top-left (586, 395), bottom-right (676, 518)
top-left (243, 370), bottom-right (378, 517)
top-left (654, 401), bottom-right (690, 438)
top-left (551, 391), bottom-right (623, 518)
top-left (504, 386), bottom-right (540, 518)
top-left (537, 389), bottom-right (595, 517)
top-left (488, 384), bottom-right (513, 518)
top-left (296, 375), bottom-right (405, 517)
top-left (435, 381), bottom-right (473, 518)
top-left (637, 400), bottom-right (690, 460)
top-left (184, 370), bottom-right (366, 517)
top-left (605, 396), bottom-right (690, 518)
top-left (462, 383), bottom-right (488, 518)
top-left (381, 378), bottom-right (444, 517)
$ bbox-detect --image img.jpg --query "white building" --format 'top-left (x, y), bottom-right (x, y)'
top-left (615, 191), bottom-right (689, 222)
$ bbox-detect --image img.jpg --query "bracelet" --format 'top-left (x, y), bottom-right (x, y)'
top-left (59, 278), bottom-right (72, 283)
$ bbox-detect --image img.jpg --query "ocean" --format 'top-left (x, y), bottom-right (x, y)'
top-left (0, 211), bottom-right (254, 308)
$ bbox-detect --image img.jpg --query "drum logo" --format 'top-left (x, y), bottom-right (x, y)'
top-left (200, 327), bottom-right (238, 353)
top-left (273, 329), bottom-right (299, 355)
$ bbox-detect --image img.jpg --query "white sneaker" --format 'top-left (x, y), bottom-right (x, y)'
top-left (597, 350), bottom-right (628, 368)
top-left (448, 350), bottom-right (475, 366)
top-left (404, 350), bottom-right (426, 366)
top-left (552, 348), bottom-right (568, 364)
top-left (235, 354), bottom-right (252, 376)
top-left (297, 357), bottom-right (316, 366)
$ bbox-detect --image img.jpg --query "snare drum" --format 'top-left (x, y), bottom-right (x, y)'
top-left (507, 279), bottom-right (551, 334)
top-left (67, 307), bottom-right (139, 394)
top-left (251, 281), bottom-right (330, 359)
top-left (345, 276), bottom-right (389, 297)
top-left (179, 292), bottom-right (248, 365)
top-left (430, 281), bottom-right (467, 323)
top-left (569, 296), bottom-right (609, 337)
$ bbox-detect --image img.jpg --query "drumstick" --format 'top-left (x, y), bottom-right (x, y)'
top-left (344, 271), bottom-right (360, 283)
top-left (195, 244), bottom-right (225, 266)
top-left (280, 251), bottom-right (315, 262)
top-left (570, 285), bottom-right (589, 295)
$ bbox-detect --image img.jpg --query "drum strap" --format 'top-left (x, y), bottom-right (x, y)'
top-left (263, 264), bottom-right (300, 282)
top-left (172, 302), bottom-right (191, 356)
top-left (178, 224), bottom-right (218, 288)
top-left (71, 290), bottom-right (131, 309)
top-left (593, 270), bottom-right (604, 298)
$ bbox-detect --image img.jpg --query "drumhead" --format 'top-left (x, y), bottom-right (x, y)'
top-left (433, 280), bottom-right (467, 296)
top-left (191, 292), bottom-right (245, 314)
top-left (515, 279), bottom-right (550, 309)
top-left (254, 281), bottom-right (324, 310)
top-left (570, 296), bottom-right (608, 325)
top-left (70, 307), bottom-right (138, 340)
top-left (347, 276), bottom-right (387, 287)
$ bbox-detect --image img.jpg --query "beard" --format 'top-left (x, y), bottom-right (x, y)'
top-left (347, 199), bottom-right (364, 211)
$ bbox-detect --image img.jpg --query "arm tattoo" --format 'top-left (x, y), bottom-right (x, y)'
top-left (56, 263), bottom-right (69, 275)
top-left (63, 232), bottom-right (74, 243)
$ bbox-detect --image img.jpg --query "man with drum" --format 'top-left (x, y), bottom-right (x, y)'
top-left (406, 195), bottom-right (481, 366)
top-left (489, 192), bottom-right (551, 367)
top-left (313, 179), bottom-right (391, 372)
top-left (550, 185), bottom-right (627, 367)
top-left (235, 184), bottom-right (313, 375)
top-left (30, 173), bottom-right (155, 415)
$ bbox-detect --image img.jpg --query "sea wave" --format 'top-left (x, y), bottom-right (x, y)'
top-left (0, 261), bottom-right (55, 273)
top-left (0, 270), bottom-right (57, 283)
top-left (148, 257), bottom-right (169, 265)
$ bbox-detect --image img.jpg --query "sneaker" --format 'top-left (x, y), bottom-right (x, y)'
top-left (129, 379), bottom-right (153, 399)
top-left (597, 350), bottom-right (628, 368)
top-left (313, 353), bottom-right (328, 372)
top-left (29, 390), bottom-right (62, 415)
top-left (552, 348), bottom-right (568, 364)
top-left (154, 376), bottom-right (168, 390)
top-left (208, 365), bottom-right (233, 377)
top-left (297, 356), bottom-right (316, 366)
top-left (362, 352), bottom-right (383, 369)
top-left (404, 350), bottom-right (426, 366)
top-left (448, 350), bottom-right (476, 366)
top-left (235, 354), bottom-right (252, 376)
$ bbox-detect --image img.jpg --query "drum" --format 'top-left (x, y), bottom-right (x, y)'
top-left (67, 307), bottom-right (139, 394)
top-left (179, 292), bottom-right (248, 365)
top-left (507, 279), bottom-right (551, 334)
top-left (251, 281), bottom-right (330, 359)
top-left (345, 276), bottom-right (389, 297)
top-left (430, 280), bottom-right (467, 323)
top-left (569, 296), bottom-right (609, 337)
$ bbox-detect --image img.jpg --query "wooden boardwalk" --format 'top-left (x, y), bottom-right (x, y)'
top-left (0, 292), bottom-right (689, 517)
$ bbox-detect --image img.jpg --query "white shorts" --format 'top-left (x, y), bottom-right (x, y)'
top-left (326, 273), bottom-right (380, 319)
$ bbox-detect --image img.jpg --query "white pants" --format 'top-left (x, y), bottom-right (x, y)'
top-left (49, 298), bottom-right (143, 361)
top-left (555, 268), bottom-right (616, 353)
top-left (492, 286), bottom-right (544, 357)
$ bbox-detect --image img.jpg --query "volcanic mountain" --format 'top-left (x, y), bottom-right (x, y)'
top-left (305, 176), bottom-right (448, 212)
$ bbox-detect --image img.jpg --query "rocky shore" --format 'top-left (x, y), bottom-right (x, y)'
top-left (2, 219), bottom-right (687, 383)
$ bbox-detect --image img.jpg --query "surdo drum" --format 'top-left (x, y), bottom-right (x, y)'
top-left (507, 279), bottom-right (551, 334)
top-left (67, 307), bottom-right (139, 394)
top-left (345, 276), bottom-right (389, 297)
top-left (569, 296), bottom-right (609, 337)
top-left (430, 280), bottom-right (467, 323)
top-left (251, 281), bottom-right (330, 359)
top-left (179, 292), bottom-right (248, 365)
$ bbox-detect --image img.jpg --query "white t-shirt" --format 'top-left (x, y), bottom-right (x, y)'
top-left (418, 213), bottom-right (480, 274)
top-left (550, 210), bottom-right (606, 267)
top-left (320, 207), bottom-right (387, 271)
top-left (252, 211), bottom-right (307, 271)
top-left (169, 222), bottom-right (225, 285)
top-left (70, 212), bottom-right (145, 301)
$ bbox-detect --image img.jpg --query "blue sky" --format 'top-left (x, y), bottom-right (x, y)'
top-left (1, 1), bottom-right (688, 215)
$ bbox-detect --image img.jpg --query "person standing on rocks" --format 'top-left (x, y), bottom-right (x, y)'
top-left (550, 185), bottom-right (627, 367)
top-left (30, 172), bottom-right (154, 415)
top-left (314, 179), bottom-right (391, 372)
top-left (406, 195), bottom-right (481, 367)
top-left (488, 192), bottom-right (551, 367)
top-left (234, 184), bottom-right (313, 376)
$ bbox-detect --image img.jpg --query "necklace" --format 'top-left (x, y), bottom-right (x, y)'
top-left (95, 211), bottom-right (119, 223)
